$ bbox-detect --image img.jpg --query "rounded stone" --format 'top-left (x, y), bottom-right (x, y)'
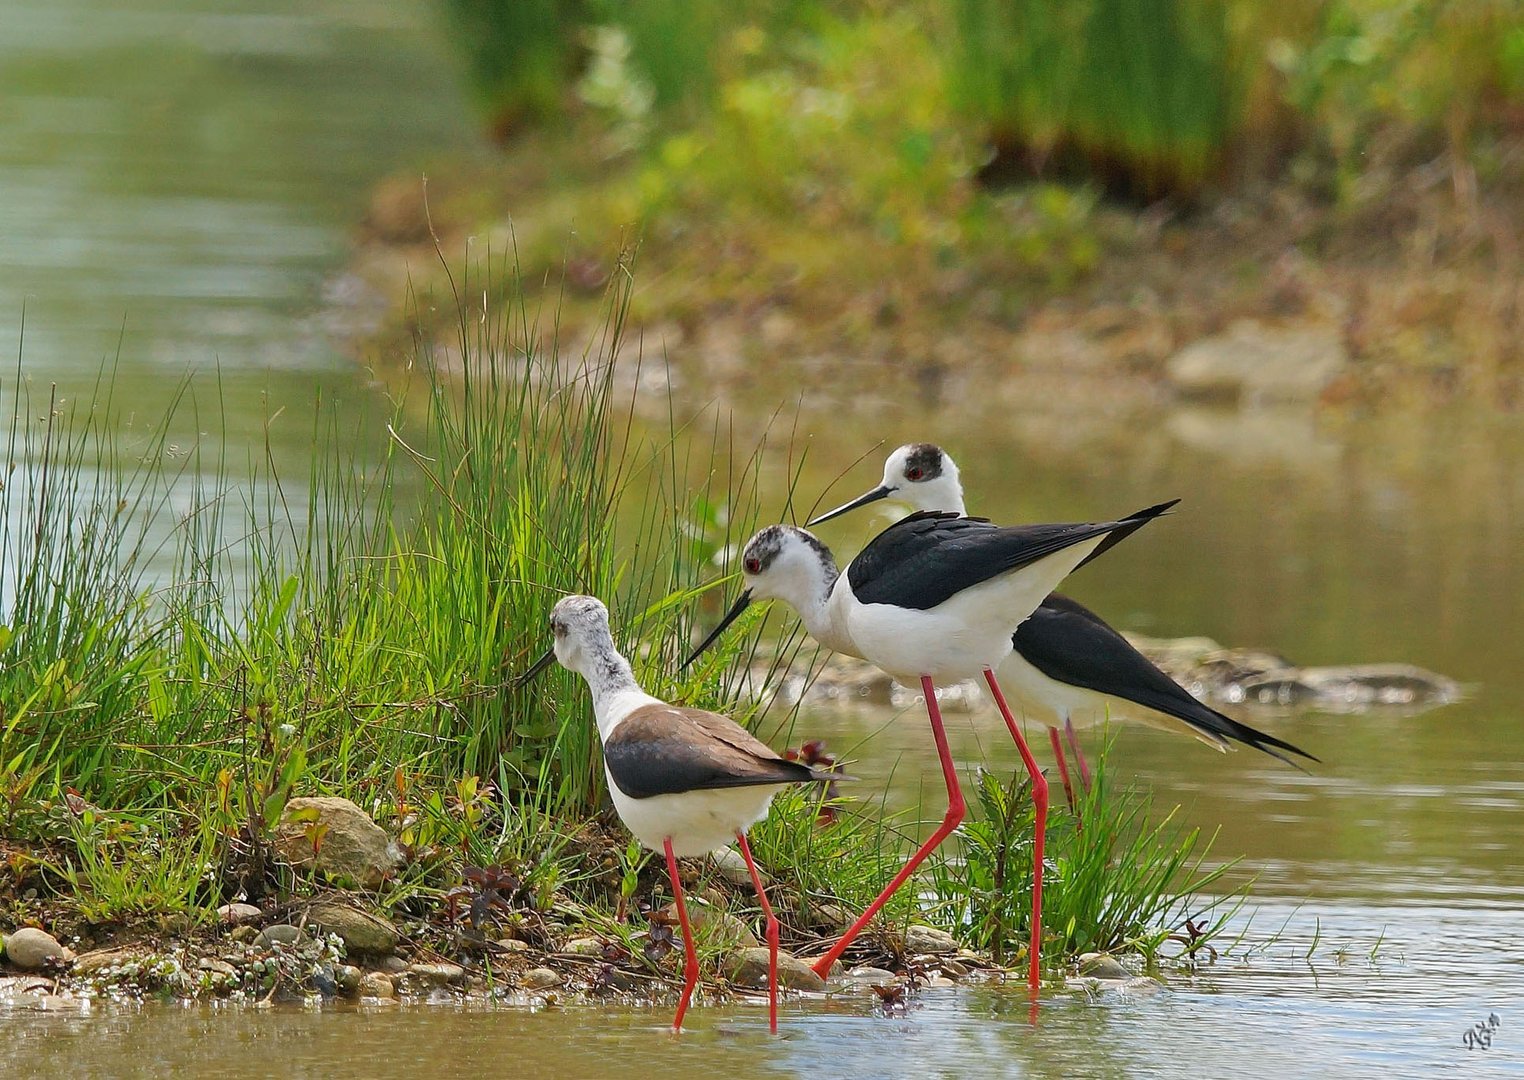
top-left (256, 924), bottom-right (304, 948)
top-left (2, 929), bottom-right (72, 971)
top-left (1077, 953), bottom-right (1131, 980)
top-left (217, 903), bottom-right (261, 926)
top-left (903, 925), bottom-right (958, 955)
top-left (520, 967), bottom-right (561, 990)
top-left (304, 903), bottom-right (400, 956)
top-left (727, 948), bottom-right (826, 992)
top-left (358, 971), bottom-right (395, 999)
top-left (407, 962), bottom-right (466, 985)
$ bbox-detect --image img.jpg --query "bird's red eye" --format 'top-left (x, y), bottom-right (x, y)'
top-left (906, 467), bottom-right (924, 481)
top-left (744, 557), bottom-right (762, 574)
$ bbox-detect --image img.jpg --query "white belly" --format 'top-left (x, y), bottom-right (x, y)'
top-left (607, 767), bottom-right (780, 857)
top-left (840, 535), bottom-right (1106, 684)
top-left (994, 649), bottom-right (1111, 730)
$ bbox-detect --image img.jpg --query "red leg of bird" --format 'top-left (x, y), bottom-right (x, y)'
top-left (810, 675), bottom-right (966, 979)
top-left (984, 668), bottom-right (1046, 996)
top-left (735, 832), bottom-right (779, 1034)
top-left (1064, 717), bottom-right (1092, 793)
top-left (1047, 727), bottom-right (1078, 815)
top-left (664, 838), bottom-right (700, 1033)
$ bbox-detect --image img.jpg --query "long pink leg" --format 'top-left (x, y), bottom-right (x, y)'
top-left (735, 832), bottom-right (779, 1034)
top-left (1064, 717), bottom-right (1092, 792)
top-left (664, 838), bottom-right (700, 1033)
top-left (810, 675), bottom-right (966, 979)
top-left (1047, 727), bottom-right (1078, 814)
top-left (984, 668), bottom-right (1047, 995)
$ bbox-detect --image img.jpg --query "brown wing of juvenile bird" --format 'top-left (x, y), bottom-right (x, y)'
top-left (603, 704), bottom-right (846, 800)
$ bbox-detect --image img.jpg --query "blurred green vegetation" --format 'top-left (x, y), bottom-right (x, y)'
top-left (440, 0), bottom-right (1524, 201)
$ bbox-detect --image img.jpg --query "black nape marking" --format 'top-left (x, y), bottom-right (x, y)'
top-left (903, 443), bottom-right (944, 481)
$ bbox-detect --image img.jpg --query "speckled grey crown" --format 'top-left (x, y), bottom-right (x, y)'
top-left (744, 525), bottom-right (836, 576)
top-left (550, 594), bottom-right (610, 633)
top-left (902, 443), bottom-right (945, 481)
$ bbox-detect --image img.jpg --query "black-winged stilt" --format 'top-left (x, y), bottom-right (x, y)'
top-left (519, 594), bottom-right (843, 1033)
top-left (682, 501), bottom-right (1174, 992)
top-left (806, 443), bottom-right (1318, 808)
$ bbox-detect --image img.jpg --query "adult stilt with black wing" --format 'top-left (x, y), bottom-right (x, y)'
top-left (682, 502), bottom-right (1175, 993)
top-left (807, 443), bottom-right (1318, 811)
top-left (520, 594), bottom-right (844, 1033)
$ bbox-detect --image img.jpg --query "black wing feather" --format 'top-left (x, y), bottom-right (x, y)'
top-left (847, 505), bottom-right (1171, 612)
top-left (605, 740), bottom-right (822, 799)
top-left (1015, 593), bottom-right (1318, 766)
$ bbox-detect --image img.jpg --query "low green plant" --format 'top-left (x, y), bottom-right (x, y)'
top-left (938, 738), bottom-right (1242, 972)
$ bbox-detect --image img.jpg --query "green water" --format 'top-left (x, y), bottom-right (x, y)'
top-left (3, 0), bottom-right (1524, 1075)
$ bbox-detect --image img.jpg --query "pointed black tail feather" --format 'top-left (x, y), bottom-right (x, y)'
top-left (1074, 498), bottom-right (1181, 573)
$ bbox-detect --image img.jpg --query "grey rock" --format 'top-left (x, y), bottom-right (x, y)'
top-left (407, 962), bottom-right (466, 985)
top-left (334, 965), bottom-right (362, 994)
top-left (903, 925), bottom-right (958, 955)
top-left (1077, 953), bottom-right (1131, 980)
top-left (217, 903), bottom-right (261, 926)
top-left (304, 902), bottom-right (400, 956)
top-left (495, 938), bottom-right (531, 952)
top-left (656, 902), bottom-right (760, 949)
top-left (843, 966), bottom-right (897, 983)
top-left (707, 847), bottom-right (761, 888)
top-left (72, 946), bottom-right (151, 976)
top-left (229, 926), bottom-right (259, 944)
top-left (358, 971), bottom-right (395, 998)
top-left (196, 958), bottom-right (238, 978)
top-left (727, 948), bottom-right (826, 992)
top-left (274, 796), bottom-right (400, 888)
top-left (811, 903), bottom-right (856, 932)
top-left (256, 924), bottom-right (304, 948)
top-left (520, 966), bottom-right (561, 990)
top-left (2, 928), bottom-right (72, 971)
top-left (376, 955), bottom-right (409, 974)
top-left (561, 937), bottom-right (605, 957)
top-left (1238, 663), bottom-right (1461, 711)
top-left (1166, 319), bottom-right (1347, 404)
top-left (940, 958), bottom-right (969, 978)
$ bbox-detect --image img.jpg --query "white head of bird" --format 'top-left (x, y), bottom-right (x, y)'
top-left (808, 443), bottom-right (966, 526)
top-left (521, 594), bottom-right (656, 737)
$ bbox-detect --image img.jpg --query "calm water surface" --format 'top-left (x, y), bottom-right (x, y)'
top-left (3, 0), bottom-right (1524, 1074)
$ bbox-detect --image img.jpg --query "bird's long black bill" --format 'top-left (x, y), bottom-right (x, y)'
top-left (515, 647), bottom-right (557, 688)
top-left (681, 589), bottom-right (753, 671)
top-left (806, 484), bottom-right (892, 527)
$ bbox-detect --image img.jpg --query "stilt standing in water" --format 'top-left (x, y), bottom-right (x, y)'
top-left (807, 443), bottom-right (1317, 812)
top-left (684, 502), bottom-right (1174, 992)
top-left (519, 594), bottom-right (843, 1033)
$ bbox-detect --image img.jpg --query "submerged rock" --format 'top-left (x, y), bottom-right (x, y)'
top-left (304, 902), bottom-right (400, 956)
top-left (1077, 953), bottom-right (1131, 980)
top-left (903, 925), bottom-right (958, 956)
top-left (1234, 663), bottom-right (1462, 711)
top-left (2, 929), bottom-right (72, 971)
top-left (727, 948), bottom-right (826, 993)
top-left (274, 797), bottom-right (400, 887)
top-left (1166, 320), bottom-right (1348, 404)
